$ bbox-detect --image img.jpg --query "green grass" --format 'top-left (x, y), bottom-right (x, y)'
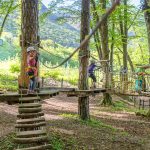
top-left (60, 113), bottom-right (117, 132)
top-left (48, 134), bottom-right (65, 150)
top-left (0, 133), bottom-right (17, 150)
top-left (101, 100), bottom-right (136, 112)
top-left (0, 132), bottom-right (78, 150)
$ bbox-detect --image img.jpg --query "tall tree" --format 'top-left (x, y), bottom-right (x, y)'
top-left (143, 0), bottom-right (150, 63)
top-left (99, 0), bottom-right (113, 105)
top-left (78, 0), bottom-right (90, 120)
top-left (118, 0), bottom-right (128, 93)
top-left (19, 0), bottom-right (39, 89)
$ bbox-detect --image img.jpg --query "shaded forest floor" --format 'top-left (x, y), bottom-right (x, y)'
top-left (0, 93), bottom-right (150, 150)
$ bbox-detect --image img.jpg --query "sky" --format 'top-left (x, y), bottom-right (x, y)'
top-left (42, 0), bottom-right (141, 7)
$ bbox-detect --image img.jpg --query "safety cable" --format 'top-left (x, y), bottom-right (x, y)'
top-left (26, 0), bottom-right (120, 69)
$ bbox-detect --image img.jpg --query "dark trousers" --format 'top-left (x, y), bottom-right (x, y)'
top-left (29, 77), bottom-right (36, 91)
top-left (89, 73), bottom-right (96, 82)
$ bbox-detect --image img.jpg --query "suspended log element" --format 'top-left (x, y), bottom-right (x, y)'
top-left (14, 136), bottom-right (48, 144)
top-left (16, 130), bottom-right (46, 138)
top-left (19, 103), bottom-right (41, 108)
top-left (15, 95), bottom-right (52, 149)
top-left (15, 122), bottom-right (46, 128)
top-left (17, 112), bottom-right (44, 118)
top-left (18, 107), bottom-right (42, 113)
top-left (16, 117), bottom-right (45, 124)
top-left (19, 97), bottom-right (40, 101)
top-left (15, 144), bottom-right (52, 150)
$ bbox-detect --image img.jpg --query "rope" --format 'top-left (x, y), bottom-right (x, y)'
top-left (26, 0), bottom-right (120, 69)
top-left (44, 0), bottom-right (120, 69)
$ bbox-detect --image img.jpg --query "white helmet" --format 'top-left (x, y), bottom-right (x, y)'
top-left (27, 46), bottom-right (36, 53)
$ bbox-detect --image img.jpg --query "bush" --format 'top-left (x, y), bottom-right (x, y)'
top-left (10, 63), bottom-right (20, 73)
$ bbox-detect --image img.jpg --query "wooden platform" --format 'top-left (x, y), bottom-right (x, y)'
top-left (109, 89), bottom-right (150, 97)
top-left (0, 90), bottom-right (59, 103)
top-left (40, 86), bottom-right (77, 92)
top-left (61, 88), bottom-right (106, 97)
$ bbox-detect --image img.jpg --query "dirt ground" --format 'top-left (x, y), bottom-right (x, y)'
top-left (0, 93), bottom-right (150, 150)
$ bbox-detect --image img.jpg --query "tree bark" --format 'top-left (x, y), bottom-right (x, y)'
top-left (78, 0), bottom-right (90, 120)
top-left (0, 0), bottom-right (14, 37)
top-left (119, 0), bottom-right (128, 93)
top-left (91, 0), bottom-right (102, 59)
top-left (19, 0), bottom-right (39, 89)
top-left (144, 0), bottom-right (150, 63)
top-left (99, 0), bottom-right (112, 105)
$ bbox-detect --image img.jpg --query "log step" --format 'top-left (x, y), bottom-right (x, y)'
top-left (19, 97), bottom-right (40, 101)
top-left (19, 103), bottom-right (41, 108)
top-left (15, 122), bottom-right (46, 128)
top-left (19, 97), bottom-right (40, 103)
top-left (14, 136), bottom-right (48, 144)
top-left (17, 117), bottom-right (45, 124)
top-left (18, 107), bottom-right (42, 113)
top-left (15, 144), bottom-right (52, 150)
top-left (16, 130), bottom-right (46, 138)
top-left (17, 112), bottom-right (44, 118)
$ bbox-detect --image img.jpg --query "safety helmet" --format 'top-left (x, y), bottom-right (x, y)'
top-left (27, 46), bottom-right (36, 53)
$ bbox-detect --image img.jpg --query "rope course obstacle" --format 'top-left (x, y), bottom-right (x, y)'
top-left (14, 96), bottom-right (52, 150)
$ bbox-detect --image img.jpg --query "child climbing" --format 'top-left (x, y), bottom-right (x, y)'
top-left (135, 65), bottom-right (150, 93)
top-left (88, 60), bottom-right (97, 88)
top-left (26, 46), bottom-right (38, 93)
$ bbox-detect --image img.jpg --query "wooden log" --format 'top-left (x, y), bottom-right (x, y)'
top-left (19, 97), bottom-right (40, 103)
top-left (16, 117), bottom-right (45, 124)
top-left (15, 144), bottom-right (52, 150)
top-left (16, 130), bottom-right (46, 138)
top-left (19, 97), bottom-right (41, 101)
top-left (62, 88), bottom-right (106, 97)
top-left (14, 136), bottom-right (48, 144)
top-left (19, 103), bottom-right (41, 108)
top-left (18, 107), bottom-right (42, 113)
top-left (15, 122), bottom-right (46, 128)
top-left (17, 112), bottom-right (44, 118)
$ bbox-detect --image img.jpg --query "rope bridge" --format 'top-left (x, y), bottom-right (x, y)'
top-left (94, 67), bottom-right (150, 96)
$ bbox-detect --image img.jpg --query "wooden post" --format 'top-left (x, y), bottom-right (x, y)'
top-left (142, 100), bottom-right (144, 110)
top-left (139, 99), bottom-right (141, 110)
top-left (61, 78), bottom-right (64, 88)
top-left (78, 0), bottom-right (90, 120)
top-left (19, 0), bottom-right (39, 89)
top-left (42, 77), bottom-right (44, 88)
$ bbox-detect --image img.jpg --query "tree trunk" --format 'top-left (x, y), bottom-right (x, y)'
top-left (119, 0), bottom-right (128, 93)
top-left (19, 0), bottom-right (39, 89)
top-left (91, 0), bottom-right (102, 59)
top-left (99, 0), bottom-right (112, 105)
top-left (144, 0), bottom-right (150, 63)
top-left (78, 0), bottom-right (90, 120)
top-left (0, 0), bottom-right (14, 37)
top-left (110, 26), bottom-right (114, 89)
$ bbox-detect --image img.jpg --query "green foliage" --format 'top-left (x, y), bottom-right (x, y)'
top-left (112, 101), bottom-right (135, 112)
top-left (41, 65), bottom-right (78, 85)
top-left (10, 63), bottom-right (20, 73)
top-left (48, 133), bottom-right (65, 150)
